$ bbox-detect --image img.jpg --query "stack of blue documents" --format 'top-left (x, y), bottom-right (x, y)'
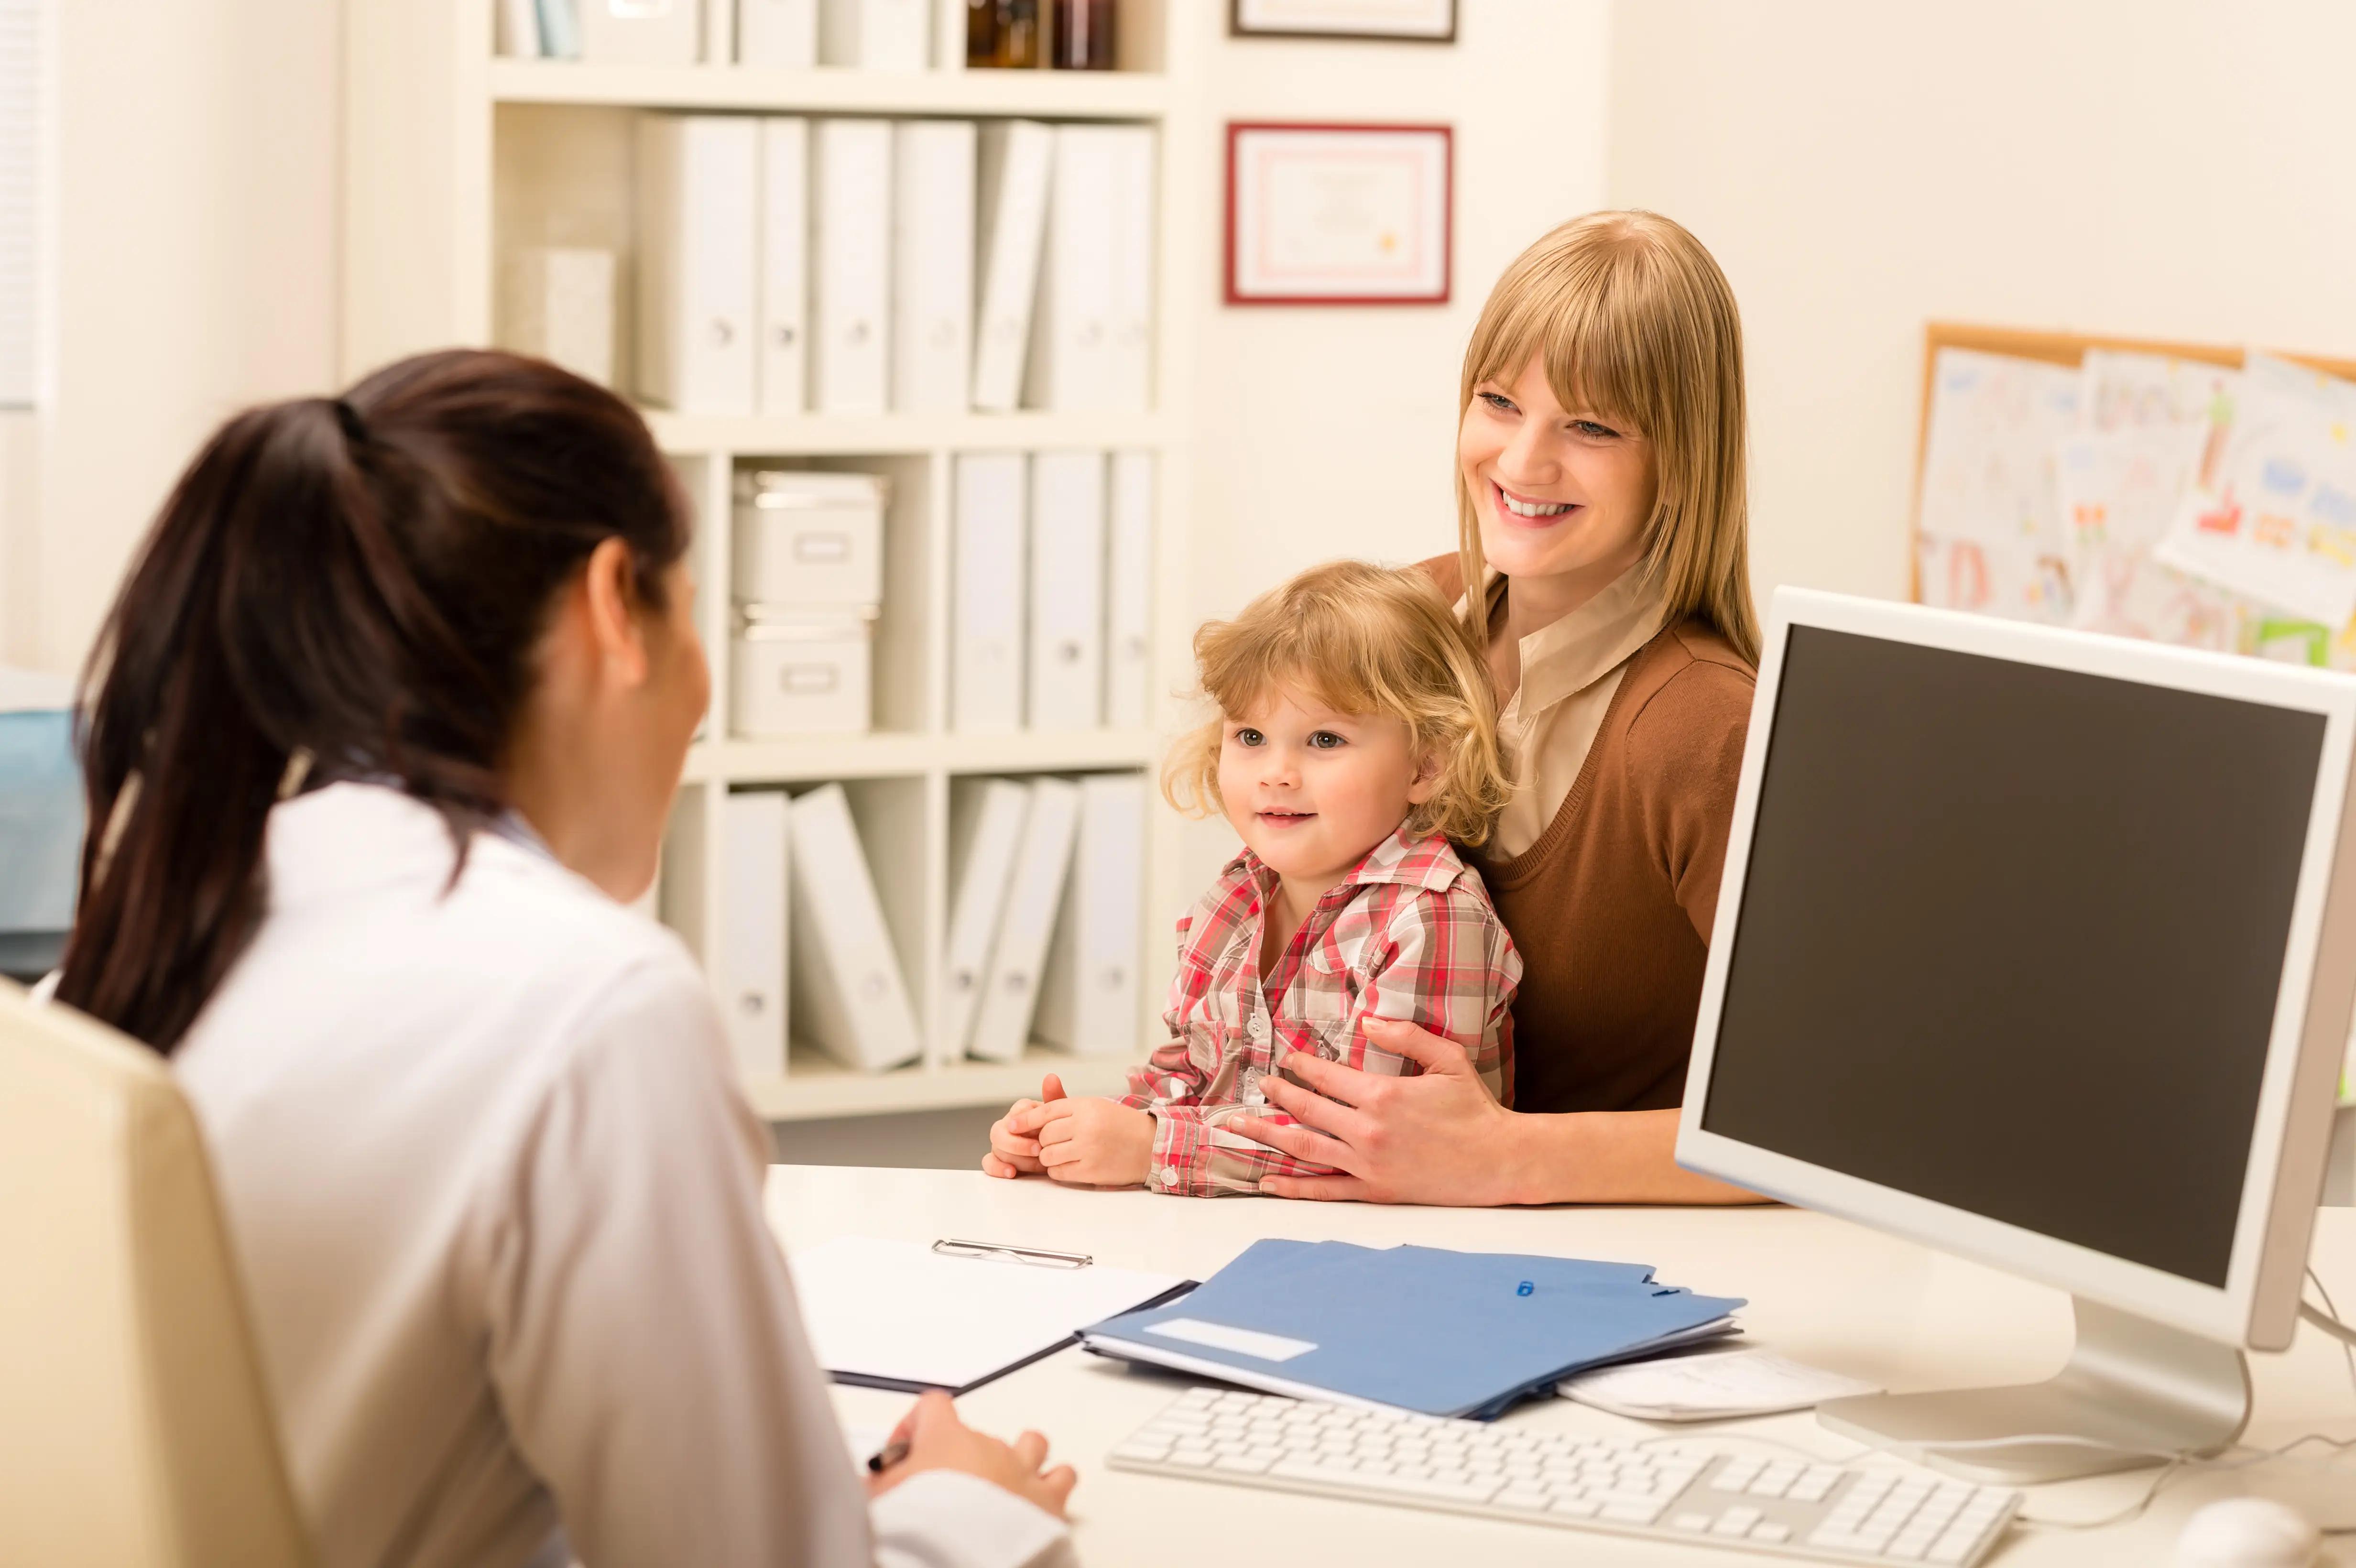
top-left (1079, 1240), bottom-right (1744, 1420)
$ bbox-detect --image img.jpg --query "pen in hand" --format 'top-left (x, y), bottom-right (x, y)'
top-left (866, 1437), bottom-right (911, 1474)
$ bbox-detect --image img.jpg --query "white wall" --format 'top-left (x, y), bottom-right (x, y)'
top-left (6, 0), bottom-right (338, 674)
top-left (1606, 0), bottom-right (2356, 610)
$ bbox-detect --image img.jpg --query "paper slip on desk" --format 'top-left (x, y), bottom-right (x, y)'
top-left (787, 1235), bottom-right (1191, 1394)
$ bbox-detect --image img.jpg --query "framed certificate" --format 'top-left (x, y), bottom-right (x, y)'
top-left (1230, 0), bottom-right (1456, 41)
top-left (1224, 123), bottom-right (1453, 306)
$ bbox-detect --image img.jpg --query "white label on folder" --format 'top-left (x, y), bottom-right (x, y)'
top-left (1144, 1317), bottom-right (1317, 1363)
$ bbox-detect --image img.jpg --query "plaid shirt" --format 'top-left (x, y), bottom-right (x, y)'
top-left (1118, 829), bottom-right (1520, 1197)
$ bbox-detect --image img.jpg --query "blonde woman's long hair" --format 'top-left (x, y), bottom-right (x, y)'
top-left (1164, 560), bottom-right (1513, 847)
top-left (1455, 210), bottom-right (1760, 664)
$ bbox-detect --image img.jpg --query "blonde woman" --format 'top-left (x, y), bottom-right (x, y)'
top-left (1235, 211), bottom-right (1765, 1206)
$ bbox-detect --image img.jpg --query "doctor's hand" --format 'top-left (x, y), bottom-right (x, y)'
top-left (868, 1390), bottom-right (1078, 1520)
top-left (1020, 1095), bottom-right (1153, 1187)
top-left (1235, 1017), bottom-right (1519, 1206)
top-left (982, 1073), bottom-right (1069, 1179)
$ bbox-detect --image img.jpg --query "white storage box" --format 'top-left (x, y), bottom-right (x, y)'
top-left (733, 470), bottom-right (886, 607)
top-left (731, 609), bottom-right (874, 737)
top-left (499, 247), bottom-right (617, 386)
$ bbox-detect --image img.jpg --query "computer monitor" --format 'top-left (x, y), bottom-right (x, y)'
top-left (1676, 588), bottom-right (2356, 1483)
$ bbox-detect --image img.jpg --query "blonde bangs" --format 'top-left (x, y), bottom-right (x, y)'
top-left (1453, 210), bottom-right (1760, 664)
top-left (1162, 561), bottom-right (1513, 846)
top-left (1462, 251), bottom-right (1650, 438)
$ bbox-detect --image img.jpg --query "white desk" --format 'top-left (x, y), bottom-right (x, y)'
top-left (765, 1166), bottom-right (2356, 1566)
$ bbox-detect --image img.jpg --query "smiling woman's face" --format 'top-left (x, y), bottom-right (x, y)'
top-left (1458, 353), bottom-right (1658, 596)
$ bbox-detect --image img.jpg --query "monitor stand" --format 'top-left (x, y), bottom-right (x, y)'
top-left (1816, 1296), bottom-right (2251, 1484)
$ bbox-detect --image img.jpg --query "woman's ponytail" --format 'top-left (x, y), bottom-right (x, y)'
top-left (56, 351), bottom-right (689, 1054)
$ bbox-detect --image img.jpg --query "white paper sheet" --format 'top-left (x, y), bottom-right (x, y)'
top-left (840, 1422), bottom-right (892, 1472)
top-left (1917, 347), bottom-right (2083, 556)
top-left (787, 1236), bottom-right (1186, 1391)
top-left (1916, 532), bottom-right (2072, 624)
top-left (2080, 348), bottom-right (2237, 435)
top-left (2156, 352), bottom-right (2356, 627)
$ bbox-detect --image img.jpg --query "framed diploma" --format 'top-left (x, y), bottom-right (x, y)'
top-left (1224, 122), bottom-right (1453, 306)
top-left (1230, 0), bottom-right (1456, 41)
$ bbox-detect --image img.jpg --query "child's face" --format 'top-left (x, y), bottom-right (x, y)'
top-left (1217, 686), bottom-right (1437, 888)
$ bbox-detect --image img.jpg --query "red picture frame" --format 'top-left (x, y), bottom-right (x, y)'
top-left (1223, 121), bottom-right (1454, 307)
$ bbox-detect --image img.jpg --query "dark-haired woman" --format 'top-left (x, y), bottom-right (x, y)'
top-left (54, 351), bottom-right (1079, 1568)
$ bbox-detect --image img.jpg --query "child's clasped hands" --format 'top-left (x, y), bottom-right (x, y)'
top-left (984, 1072), bottom-right (1156, 1187)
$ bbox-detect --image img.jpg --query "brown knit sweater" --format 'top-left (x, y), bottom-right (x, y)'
top-left (1425, 557), bottom-right (1757, 1114)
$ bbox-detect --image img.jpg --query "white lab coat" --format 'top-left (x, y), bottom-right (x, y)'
top-left (172, 782), bottom-right (1071, 1568)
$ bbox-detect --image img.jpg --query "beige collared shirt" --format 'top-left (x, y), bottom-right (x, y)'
top-left (1468, 566), bottom-right (1672, 860)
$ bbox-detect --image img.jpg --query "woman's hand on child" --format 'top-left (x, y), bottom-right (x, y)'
top-left (1234, 1017), bottom-right (1524, 1205)
top-left (1023, 1096), bottom-right (1154, 1187)
top-left (982, 1073), bottom-right (1069, 1179)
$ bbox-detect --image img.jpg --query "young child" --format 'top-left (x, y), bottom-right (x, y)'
top-left (983, 560), bottom-right (1522, 1196)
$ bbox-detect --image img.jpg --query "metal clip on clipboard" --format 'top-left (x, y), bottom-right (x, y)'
top-left (931, 1237), bottom-right (1094, 1269)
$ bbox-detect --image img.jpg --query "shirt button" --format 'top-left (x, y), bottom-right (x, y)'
top-left (1160, 1166), bottom-right (1183, 1187)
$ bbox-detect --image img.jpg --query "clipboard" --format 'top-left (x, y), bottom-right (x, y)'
top-left (788, 1235), bottom-right (1197, 1396)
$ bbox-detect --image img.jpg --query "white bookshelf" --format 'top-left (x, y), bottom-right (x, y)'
top-left (342, 0), bottom-right (1201, 1122)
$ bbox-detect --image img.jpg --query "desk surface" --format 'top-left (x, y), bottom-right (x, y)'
top-left (765, 1167), bottom-right (2356, 1567)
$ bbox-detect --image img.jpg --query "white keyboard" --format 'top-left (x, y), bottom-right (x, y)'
top-left (1108, 1388), bottom-right (2022, 1566)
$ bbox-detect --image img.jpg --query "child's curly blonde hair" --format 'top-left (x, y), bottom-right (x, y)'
top-left (1161, 560), bottom-right (1513, 847)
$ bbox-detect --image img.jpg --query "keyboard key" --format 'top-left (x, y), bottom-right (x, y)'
top-left (1549, 1497), bottom-right (1601, 1518)
top-left (1599, 1499), bottom-right (1668, 1525)
top-left (1111, 1440), bottom-right (1171, 1462)
top-left (1495, 1489), bottom-right (1550, 1512)
top-left (1791, 1467), bottom-right (1842, 1502)
top-left (1751, 1522), bottom-right (1791, 1544)
top-left (1214, 1454), bottom-right (1273, 1475)
top-left (1866, 1499), bottom-right (1921, 1531)
top-left (1711, 1459), bottom-right (1763, 1492)
top-left (1712, 1506), bottom-right (1762, 1535)
top-left (1670, 1513), bottom-right (1713, 1532)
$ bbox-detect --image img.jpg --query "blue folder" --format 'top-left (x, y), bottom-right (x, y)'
top-left (1080, 1239), bottom-right (1744, 1420)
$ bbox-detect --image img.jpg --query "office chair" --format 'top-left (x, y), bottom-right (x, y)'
top-left (0, 979), bottom-right (315, 1568)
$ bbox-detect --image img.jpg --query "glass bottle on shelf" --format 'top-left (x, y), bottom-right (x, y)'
top-left (1051, 0), bottom-right (1114, 69)
top-left (966, 0), bottom-right (999, 64)
top-left (970, 0), bottom-right (1041, 68)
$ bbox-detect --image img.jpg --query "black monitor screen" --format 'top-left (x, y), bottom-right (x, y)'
top-left (1700, 625), bottom-right (2326, 1286)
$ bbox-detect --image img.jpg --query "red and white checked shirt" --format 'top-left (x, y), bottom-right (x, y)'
top-left (1118, 828), bottom-right (1521, 1197)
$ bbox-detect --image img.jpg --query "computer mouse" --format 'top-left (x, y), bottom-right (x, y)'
top-left (2175, 1497), bottom-right (2321, 1568)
